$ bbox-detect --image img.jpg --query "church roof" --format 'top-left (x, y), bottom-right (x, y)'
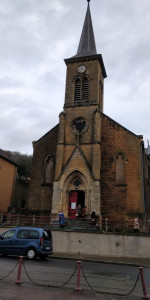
top-left (74, 1), bottom-right (97, 58)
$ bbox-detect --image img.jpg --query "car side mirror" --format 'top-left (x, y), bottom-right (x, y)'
top-left (0, 236), bottom-right (4, 240)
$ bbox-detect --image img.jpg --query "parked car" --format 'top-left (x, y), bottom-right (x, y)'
top-left (0, 227), bottom-right (53, 260)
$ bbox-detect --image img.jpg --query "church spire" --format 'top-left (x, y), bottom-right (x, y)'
top-left (75, 0), bottom-right (97, 58)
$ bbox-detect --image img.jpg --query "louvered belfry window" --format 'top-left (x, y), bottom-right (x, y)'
top-left (74, 77), bottom-right (89, 102)
top-left (74, 78), bottom-right (81, 101)
top-left (82, 77), bottom-right (88, 100)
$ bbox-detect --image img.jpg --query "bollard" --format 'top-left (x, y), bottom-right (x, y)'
top-left (139, 267), bottom-right (150, 299)
top-left (75, 261), bottom-right (81, 291)
top-left (16, 256), bottom-right (23, 284)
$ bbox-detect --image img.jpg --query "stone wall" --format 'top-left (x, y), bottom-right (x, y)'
top-left (143, 153), bottom-right (150, 214)
top-left (26, 125), bottom-right (59, 213)
top-left (101, 113), bottom-right (144, 219)
top-left (52, 231), bottom-right (150, 259)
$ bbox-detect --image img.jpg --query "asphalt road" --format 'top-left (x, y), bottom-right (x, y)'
top-left (0, 256), bottom-right (149, 299)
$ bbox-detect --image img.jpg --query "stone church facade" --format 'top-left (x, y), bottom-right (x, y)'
top-left (27, 2), bottom-right (148, 220)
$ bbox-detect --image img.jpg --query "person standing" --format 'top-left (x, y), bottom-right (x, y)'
top-left (59, 210), bottom-right (65, 228)
top-left (76, 205), bottom-right (82, 218)
top-left (134, 218), bottom-right (140, 234)
top-left (91, 210), bottom-right (96, 224)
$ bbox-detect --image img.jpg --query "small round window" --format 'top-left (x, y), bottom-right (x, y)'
top-left (72, 117), bottom-right (88, 135)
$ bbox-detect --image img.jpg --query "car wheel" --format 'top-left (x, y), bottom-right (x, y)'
top-left (26, 248), bottom-right (36, 260)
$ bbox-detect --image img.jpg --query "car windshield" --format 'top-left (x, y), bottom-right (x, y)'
top-left (1, 230), bottom-right (15, 240)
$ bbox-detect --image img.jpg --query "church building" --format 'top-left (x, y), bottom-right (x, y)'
top-left (27, 1), bottom-right (147, 220)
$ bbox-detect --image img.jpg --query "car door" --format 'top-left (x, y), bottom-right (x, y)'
top-left (0, 229), bottom-right (16, 254)
top-left (15, 229), bottom-right (31, 255)
top-left (42, 230), bottom-right (53, 254)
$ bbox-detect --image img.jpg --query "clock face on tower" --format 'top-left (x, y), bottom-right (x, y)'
top-left (78, 65), bottom-right (86, 73)
top-left (72, 117), bottom-right (88, 135)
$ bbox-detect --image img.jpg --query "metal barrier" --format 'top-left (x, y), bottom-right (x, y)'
top-left (0, 256), bottom-right (150, 298)
top-left (139, 267), bottom-right (150, 299)
top-left (0, 260), bottom-right (18, 281)
top-left (16, 256), bottom-right (23, 284)
top-left (1, 213), bottom-right (150, 234)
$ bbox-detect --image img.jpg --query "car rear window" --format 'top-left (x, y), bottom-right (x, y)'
top-left (17, 229), bottom-right (39, 239)
top-left (43, 230), bottom-right (51, 240)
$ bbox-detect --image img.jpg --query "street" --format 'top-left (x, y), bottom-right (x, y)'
top-left (0, 255), bottom-right (149, 299)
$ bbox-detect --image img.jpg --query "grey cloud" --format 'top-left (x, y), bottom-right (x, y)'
top-left (0, 0), bottom-right (150, 154)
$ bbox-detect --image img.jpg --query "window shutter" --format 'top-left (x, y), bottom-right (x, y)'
top-left (82, 77), bottom-right (88, 100)
top-left (74, 78), bottom-right (81, 101)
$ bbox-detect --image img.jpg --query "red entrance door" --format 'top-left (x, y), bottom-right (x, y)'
top-left (68, 191), bottom-right (78, 218)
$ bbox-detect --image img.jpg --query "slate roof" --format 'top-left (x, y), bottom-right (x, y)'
top-left (64, 1), bottom-right (107, 78)
top-left (73, 1), bottom-right (97, 58)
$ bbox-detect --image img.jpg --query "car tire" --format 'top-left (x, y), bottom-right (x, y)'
top-left (26, 248), bottom-right (36, 260)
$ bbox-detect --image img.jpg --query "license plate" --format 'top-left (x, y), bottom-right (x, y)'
top-left (46, 247), bottom-right (50, 249)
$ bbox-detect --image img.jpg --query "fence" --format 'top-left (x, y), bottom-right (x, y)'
top-left (1, 213), bottom-right (150, 234)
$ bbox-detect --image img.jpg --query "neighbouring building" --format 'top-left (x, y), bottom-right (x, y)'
top-left (0, 149), bottom-right (18, 214)
top-left (144, 141), bottom-right (150, 215)
top-left (27, 1), bottom-right (149, 220)
top-left (11, 175), bottom-right (30, 214)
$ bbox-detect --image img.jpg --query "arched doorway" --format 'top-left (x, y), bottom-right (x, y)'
top-left (68, 190), bottom-right (85, 218)
top-left (62, 170), bottom-right (90, 218)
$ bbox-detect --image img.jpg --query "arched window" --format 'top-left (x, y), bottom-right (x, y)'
top-left (115, 152), bottom-right (126, 185)
top-left (74, 78), bottom-right (81, 101)
top-left (82, 77), bottom-right (88, 100)
top-left (74, 77), bottom-right (89, 102)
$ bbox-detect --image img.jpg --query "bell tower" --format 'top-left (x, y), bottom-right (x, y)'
top-left (51, 0), bottom-right (107, 218)
top-left (64, 0), bottom-right (106, 110)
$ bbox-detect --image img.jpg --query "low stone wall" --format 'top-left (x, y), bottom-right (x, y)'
top-left (0, 227), bottom-right (150, 259)
top-left (52, 231), bottom-right (150, 259)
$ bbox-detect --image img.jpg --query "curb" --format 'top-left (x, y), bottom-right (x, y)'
top-left (50, 254), bottom-right (150, 268)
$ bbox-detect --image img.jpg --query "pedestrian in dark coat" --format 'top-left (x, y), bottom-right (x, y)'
top-left (91, 210), bottom-right (96, 224)
top-left (59, 210), bottom-right (65, 228)
top-left (76, 205), bottom-right (82, 218)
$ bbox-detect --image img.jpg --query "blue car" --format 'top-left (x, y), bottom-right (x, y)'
top-left (0, 227), bottom-right (53, 260)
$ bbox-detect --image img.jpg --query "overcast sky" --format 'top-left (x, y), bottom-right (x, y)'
top-left (0, 0), bottom-right (150, 155)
